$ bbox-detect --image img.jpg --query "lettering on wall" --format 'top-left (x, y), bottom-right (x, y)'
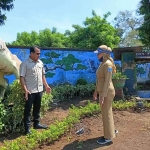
top-left (135, 47), bottom-right (150, 59)
top-left (142, 47), bottom-right (150, 52)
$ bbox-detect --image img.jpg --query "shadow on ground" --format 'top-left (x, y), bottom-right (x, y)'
top-left (62, 136), bottom-right (113, 150)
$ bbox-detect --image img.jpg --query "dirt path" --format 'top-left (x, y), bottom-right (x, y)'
top-left (37, 111), bottom-right (150, 150)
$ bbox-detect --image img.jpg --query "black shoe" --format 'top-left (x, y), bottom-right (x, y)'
top-left (33, 124), bottom-right (48, 129)
top-left (24, 128), bottom-right (32, 135)
top-left (97, 138), bottom-right (112, 145)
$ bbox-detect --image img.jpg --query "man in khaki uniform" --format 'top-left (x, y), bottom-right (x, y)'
top-left (93, 45), bottom-right (116, 145)
top-left (20, 46), bottom-right (51, 135)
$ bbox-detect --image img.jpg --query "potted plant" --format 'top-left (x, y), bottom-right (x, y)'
top-left (112, 71), bottom-right (128, 100)
top-left (112, 71), bottom-right (128, 89)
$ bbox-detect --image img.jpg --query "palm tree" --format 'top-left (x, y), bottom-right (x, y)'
top-left (0, 0), bottom-right (14, 26)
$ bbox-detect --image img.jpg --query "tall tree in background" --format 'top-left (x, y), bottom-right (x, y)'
top-left (11, 28), bottom-right (68, 48)
top-left (113, 10), bottom-right (143, 47)
top-left (10, 11), bottom-right (120, 49)
top-left (65, 10), bottom-right (120, 49)
top-left (138, 0), bottom-right (150, 45)
top-left (0, 0), bottom-right (14, 25)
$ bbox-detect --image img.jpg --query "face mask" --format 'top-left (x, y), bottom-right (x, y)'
top-left (99, 57), bottom-right (103, 62)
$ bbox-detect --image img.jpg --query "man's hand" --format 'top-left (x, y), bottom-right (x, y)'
top-left (93, 91), bottom-right (97, 100)
top-left (25, 90), bottom-right (31, 100)
top-left (45, 85), bottom-right (51, 94)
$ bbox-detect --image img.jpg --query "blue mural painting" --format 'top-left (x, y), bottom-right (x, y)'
top-left (5, 47), bottom-right (121, 86)
top-left (136, 63), bottom-right (150, 83)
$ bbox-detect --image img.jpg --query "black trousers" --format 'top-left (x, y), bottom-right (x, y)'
top-left (24, 92), bottom-right (43, 129)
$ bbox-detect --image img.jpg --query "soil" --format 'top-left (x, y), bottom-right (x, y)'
top-left (1, 98), bottom-right (150, 150)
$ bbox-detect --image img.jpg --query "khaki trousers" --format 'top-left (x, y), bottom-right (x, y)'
top-left (99, 89), bottom-right (115, 140)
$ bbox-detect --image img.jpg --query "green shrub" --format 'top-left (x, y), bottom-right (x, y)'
top-left (0, 98), bottom-right (6, 133)
top-left (1, 80), bottom-right (53, 134)
top-left (52, 84), bottom-right (95, 101)
top-left (41, 92), bottom-right (53, 116)
top-left (76, 78), bottom-right (87, 85)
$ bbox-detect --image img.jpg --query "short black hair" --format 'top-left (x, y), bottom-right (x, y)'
top-left (30, 46), bottom-right (40, 53)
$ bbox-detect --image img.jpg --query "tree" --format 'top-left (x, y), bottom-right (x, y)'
top-left (0, 0), bottom-right (14, 26)
top-left (65, 10), bottom-right (120, 49)
top-left (138, 0), bottom-right (150, 45)
top-left (113, 10), bottom-right (143, 47)
top-left (10, 28), bottom-right (68, 47)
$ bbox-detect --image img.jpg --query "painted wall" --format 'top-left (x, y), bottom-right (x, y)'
top-left (5, 47), bottom-right (121, 86)
top-left (136, 63), bottom-right (150, 83)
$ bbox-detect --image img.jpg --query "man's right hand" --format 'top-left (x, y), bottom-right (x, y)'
top-left (25, 90), bottom-right (31, 100)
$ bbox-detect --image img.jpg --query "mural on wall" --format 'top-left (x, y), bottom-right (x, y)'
top-left (4, 47), bottom-right (122, 86)
top-left (136, 63), bottom-right (150, 83)
top-left (40, 52), bottom-right (87, 78)
top-left (136, 46), bottom-right (150, 83)
top-left (6, 48), bottom-right (102, 85)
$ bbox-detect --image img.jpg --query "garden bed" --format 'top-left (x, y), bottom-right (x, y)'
top-left (1, 98), bottom-right (150, 150)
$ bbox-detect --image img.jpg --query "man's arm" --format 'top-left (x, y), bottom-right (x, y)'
top-left (20, 76), bottom-right (28, 92)
top-left (42, 74), bottom-right (51, 93)
top-left (19, 62), bottom-right (31, 100)
top-left (42, 74), bottom-right (49, 88)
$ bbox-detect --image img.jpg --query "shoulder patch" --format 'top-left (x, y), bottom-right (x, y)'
top-left (108, 67), bottom-right (112, 72)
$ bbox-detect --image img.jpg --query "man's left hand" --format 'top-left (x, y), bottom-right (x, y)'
top-left (45, 86), bottom-right (51, 94)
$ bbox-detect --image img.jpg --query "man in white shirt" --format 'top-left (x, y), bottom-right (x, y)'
top-left (20, 46), bottom-right (51, 135)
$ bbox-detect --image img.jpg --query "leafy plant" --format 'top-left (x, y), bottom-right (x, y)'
top-left (137, 80), bottom-right (150, 90)
top-left (76, 78), bottom-right (87, 85)
top-left (112, 71), bottom-right (128, 80)
top-left (41, 92), bottom-right (53, 116)
top-left (112, 100), bottom-right (136, 110)
top-left (52, 84), bottom-right (95, 101)
top-left (0, 100), bottom-right (140, 150)
top-left (0, 98), bottom-right (6, 133)
top-left (0, 80), bottom-right (53, 134)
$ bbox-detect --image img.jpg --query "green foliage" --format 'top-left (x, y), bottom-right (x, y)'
top-left (112, 71), bottom-right (128, 80)
top-left (2, 80), bottom-right (25, 133)
top-left (113, 10), bottom-right (143, 47)
top-left (0, 0), bottom-right (14, 26)
top-left (40, 92), bottom-right (53, 116)
top-left (10, 28), bottom-right (68, 48)
top-left (1, 100), bottom-right (141, 150)
top-left (76, 78), bottom-right (87, 85)
top-left (112, 100), bottom-right (136, 110)
top-left (0, 99), bottom-right (6, 133)
top-left (65, 10), bottom-right (120, 49)
top-left (52, 84), bottom-right (95, 101)
top-left (0, 101), bottom-right (100, 150)
top-left (9, 10), bottom-right (120, 49)
top-left (0, 80), bottom-right (53, 134)
top-left (138, 0), bottom-right (150, 45)
top-left (137, 80), bottom-right (150, 90)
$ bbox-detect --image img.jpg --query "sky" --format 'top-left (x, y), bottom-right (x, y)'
top-left (0, 0), bottom-right (140, 43)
